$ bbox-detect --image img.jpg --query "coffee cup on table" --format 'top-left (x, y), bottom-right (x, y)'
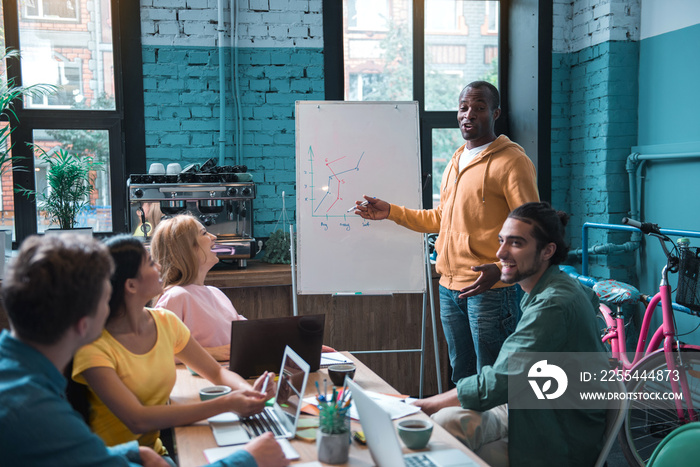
top-left (327, 363), bottom-right (356, 386)
top-left (397, 419), bottom-right (433, 450)
top-left (199, 385), bottom-right (232, 401)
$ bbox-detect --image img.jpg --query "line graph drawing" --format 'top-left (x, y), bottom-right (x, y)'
top-left (305, 145), bottom-right (365, 218)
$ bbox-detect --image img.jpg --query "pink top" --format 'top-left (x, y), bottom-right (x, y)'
top-left (155, 284), bottom-right (245, 348)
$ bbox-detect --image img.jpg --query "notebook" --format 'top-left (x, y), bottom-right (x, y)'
top-left (319, 351), bottom-right (353, 368)
top-left (209, 346), bottom-right (310, 446)
top-left (347, 379), bottom-right (479, 467)
top-left (229, 314), bottom-right (324, 378)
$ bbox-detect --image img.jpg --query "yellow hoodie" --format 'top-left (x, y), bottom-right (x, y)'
top-left (388, 135), bottom-right (539, 291)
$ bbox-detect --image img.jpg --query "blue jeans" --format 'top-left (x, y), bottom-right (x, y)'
top-left (439, 284), bottom-right (523, 384)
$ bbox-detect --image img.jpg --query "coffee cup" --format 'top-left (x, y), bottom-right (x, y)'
top-left (327, 363), bottom-right (356, 386)
top-left (199, 385), bottom-right (232, 401)
top-left (397, 419), bottom-right (433, 450)
top-left (166, 163), bottom-right (182, 174)
top-left (148, 163), bottom-right (165, 175)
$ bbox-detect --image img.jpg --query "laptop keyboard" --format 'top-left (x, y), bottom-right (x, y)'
top-left (242, 408), bottom-right (285, 437)
top-left (405, 454), bottom-right (438, 467)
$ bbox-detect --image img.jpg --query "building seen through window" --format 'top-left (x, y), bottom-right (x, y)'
top-left (340, 0), bottom-right (501, 207)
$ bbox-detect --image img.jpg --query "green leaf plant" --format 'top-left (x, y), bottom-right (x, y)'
top-left (17, 146), bottom-right (102, 230)
top-left (261, 229), bottom-right (292, 264)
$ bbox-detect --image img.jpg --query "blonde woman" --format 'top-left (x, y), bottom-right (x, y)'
top-left (72, 236), bottom-right (276, 459)
top-left (151, 214), bottom-right (244, 361)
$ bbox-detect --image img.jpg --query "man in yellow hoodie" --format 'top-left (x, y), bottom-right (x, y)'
top-left (354, 81), bottom-right (539, 383)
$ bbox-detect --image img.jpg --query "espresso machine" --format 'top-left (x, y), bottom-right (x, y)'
top-left (127, 161), bottom-right (257, 267)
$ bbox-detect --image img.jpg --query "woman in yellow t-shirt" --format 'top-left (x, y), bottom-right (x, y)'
top-left (72, 236), bottom-right (276, 456)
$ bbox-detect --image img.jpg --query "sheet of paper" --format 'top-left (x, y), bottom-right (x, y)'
top-left (320, 352), bottom-right (353, 368)
top-left (303, 390), bottom-right (420, 420)
top-left (204, 438), bottom-right (300, 462)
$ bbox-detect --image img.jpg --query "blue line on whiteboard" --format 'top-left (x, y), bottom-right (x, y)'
top-left (306, 145), bottom-right (366, 217)
top-left (314, 190), bottom-right (332, 214)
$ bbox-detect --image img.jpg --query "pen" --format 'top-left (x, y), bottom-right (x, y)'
top-left (346, 200), bottom-right (369, 212)
top-left (260, 372), bottom-right (271, 395)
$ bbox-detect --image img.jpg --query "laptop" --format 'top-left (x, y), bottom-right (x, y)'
top-left (209, 346), bottom-right (310, 446)
top-left (347, 379), bottom-right (479, 467)
top-left (229, 314), bottom-right (325, 378)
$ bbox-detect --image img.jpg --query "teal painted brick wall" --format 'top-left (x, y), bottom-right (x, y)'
top-left (551, 41), bottom-right (639, 279)
top-left (142, 45), bottom-right (324, 238)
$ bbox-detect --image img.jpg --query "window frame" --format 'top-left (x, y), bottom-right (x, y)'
top-left (1, 0), bottom-right (145, 244)
top-left (323, 0), bottom-right (510, 209)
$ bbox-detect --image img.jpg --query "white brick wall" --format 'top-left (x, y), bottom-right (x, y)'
top-left (141, 0), bottom-right (323, 48)
top-left (553, 0), bottom-right (641, 53)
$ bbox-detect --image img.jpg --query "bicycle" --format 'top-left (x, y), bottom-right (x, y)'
top-left (564, 217), bottom-right (700, 466)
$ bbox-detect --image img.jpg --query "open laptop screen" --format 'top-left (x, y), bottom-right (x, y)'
top-left (229, 314), bottom-right (325, 378)
top-left (276, 353), bottom-right (306, 425)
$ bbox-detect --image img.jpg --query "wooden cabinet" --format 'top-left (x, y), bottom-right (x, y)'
top-left (206, 261), bottom-right (450, 397)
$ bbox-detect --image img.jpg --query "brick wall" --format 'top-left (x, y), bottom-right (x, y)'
top-left (141, 0), bottom-right (323, 237)
top-left (551, 0), bottom-right (640, 279)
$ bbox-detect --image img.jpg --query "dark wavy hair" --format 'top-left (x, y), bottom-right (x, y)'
top-left (508, 202), bottom-right (570, 265)
top-left (103, 235), bottom-right (148, 323)
top-left (2, 234), bottom-right (113, 345)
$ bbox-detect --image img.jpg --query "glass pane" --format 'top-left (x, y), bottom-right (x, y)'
top-left (0, 122), bottom-right (16, 241)
top-left (0, 4), bottom-right (14, 240)
top-left (431, 128), bottom-right (463, 208)
top-left (425, 0), bottom-right (499, 111)
top-left (32, 129), bottom-right (112, 233)
top-left (343, 0), bottom-right (413, 101)
top-left (18, 0), bottom-right (116, 109)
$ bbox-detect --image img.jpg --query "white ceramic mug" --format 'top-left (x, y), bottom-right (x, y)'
top-left (199, 385), bottom-right (232, 401)
top-left (148, 163), bottom-right (165, 174)
top-left (166, 163), bottom-right (182, 174)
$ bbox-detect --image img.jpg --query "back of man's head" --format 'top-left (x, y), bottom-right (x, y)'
top-left (1, 234), bottom-right (114, 345)
top-left (508, 201), bottom-right (570, 265)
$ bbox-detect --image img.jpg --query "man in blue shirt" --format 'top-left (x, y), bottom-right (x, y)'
top-left (0, 234), bottom-right (287, 467)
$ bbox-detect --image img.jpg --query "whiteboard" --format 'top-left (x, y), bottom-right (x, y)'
top-left (295, 101), bottom-right (426, 295)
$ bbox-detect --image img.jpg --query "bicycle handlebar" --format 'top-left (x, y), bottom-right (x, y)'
top-left (622, 217), bottom-right (662, 236)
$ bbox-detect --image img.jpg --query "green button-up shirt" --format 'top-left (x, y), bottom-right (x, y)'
top-left (456, 265), bottom-right (607, 466)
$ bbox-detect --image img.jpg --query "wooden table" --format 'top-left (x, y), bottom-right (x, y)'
top-left (170, 354), bottom-right (486, 466)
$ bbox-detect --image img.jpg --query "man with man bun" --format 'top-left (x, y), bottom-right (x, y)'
top-left (413, 202), bottom-right (607, 467)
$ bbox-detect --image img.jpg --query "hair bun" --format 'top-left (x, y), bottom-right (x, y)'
top-left (556, 210), bottom-right (570, 228)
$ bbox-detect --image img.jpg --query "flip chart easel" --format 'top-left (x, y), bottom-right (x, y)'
top-left (293, 101), bottom-right (442, 396)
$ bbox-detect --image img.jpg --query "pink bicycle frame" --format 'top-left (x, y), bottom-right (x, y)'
top-left (599, 285), bottom-right (700, 422)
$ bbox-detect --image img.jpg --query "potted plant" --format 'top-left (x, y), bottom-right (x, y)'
top-left (261, 229), bottom-right (292, 264)
top-left (17, 146), bottom-right (102, 232)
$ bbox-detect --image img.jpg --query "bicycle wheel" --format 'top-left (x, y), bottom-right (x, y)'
top-left (619, 350), bottom-right (700, 466)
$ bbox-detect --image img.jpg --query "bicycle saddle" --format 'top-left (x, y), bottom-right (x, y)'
top-left (593, 280), bottom-right (641, 305)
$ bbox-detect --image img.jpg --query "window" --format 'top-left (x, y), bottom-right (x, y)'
top-left (23, 0), bottom-right (79, 21)
top-left (342, 1), bottom-right (411, 102)
top-left (346, 0), bottom-right (389, 31)
top-left (484, 44), bottom-right (497, 64)
top-left (484, 1), bottom-right (499, 34)
top-left (2, 0), bottom-right (145, 242)
top-left (425, 0), bottom-right (465, 33)
top-left (325, 0), bottom-right (504, 207)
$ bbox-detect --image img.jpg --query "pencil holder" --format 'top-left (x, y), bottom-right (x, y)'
top-left (316, 390), bottom-right (351, 464)
top-left (317, 412), bottom-right (350, 464)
